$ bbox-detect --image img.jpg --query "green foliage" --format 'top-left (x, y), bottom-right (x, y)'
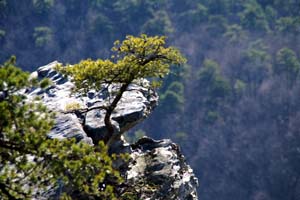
top-left (142, 11), bottom-right (174, 35)
top-left (113, 0), bottom-right (153, 23)
top-left (273, 0), bottom-right (300, 16)
top-left (0, 57), bottom-right (122, 199)
top-left (234, 79), bottom-right (246, 94)
top-left (274, 48), bottom-right (300, 74)
top-left (196, 59), bottom-right (231, 110)
top-left (161, 81), bottom-right (185, 113)
top-left (204, 111), bottom-right (219, 124)
top-left (264, 5), bottom-right (278, 28)
top-left (59, 34), bottom-right (186, 93)
top-left (175, 131), bottom-right (187, 140)
top-left (161, 90), bottom-right (184, 113)
top-left (167, 81), bottom-right (184, 95)
top-left (201, 0), bottom-right (230, 15)
top-left (0, 56), bottom-right (32, 92)
top-left (39, 78), bottom-right (51, 88)
top-left (89, 13), bottom-right (114, 37)
top-left (197, 60), bottom-right (224, 88)
top-left (33, 26), bottom-right (53, 48)
top-left (224, 24), bottom-right (246, 44)
top-left (238, 40), bottom-right (271, 86)
top-left (274, 48), bottom-right (300, 83)
top-left (275, 17), bottom-right (300, 34)
top-left (0, 29), bottom-right (5, 40)
top-left (125, 129), bottom-right (146, 143)
top-left (64, 101), bottom-right (83, 112)
top-left (2, 0), bottom-right (300, 73)
top-left (133, 129), bottom-right (146, 139)
top-left (0, 0), bottom-right (6, 16)
top-left (206, 15), bottom-right (228, 36)
top-left (2, 1), bottom-right (300, 199)
top-left (178, 3), bottom-right (208, 28)
top-left (89, 0), bottom-right (104, 8)
top-left (32, 0), bottom-right (54, 13)
top-left (239, 0), bottom-right (269, 32)
top-left (58, 34), bottom-right (186, 146)
top-left (0, 0), bottom-right (6, 8)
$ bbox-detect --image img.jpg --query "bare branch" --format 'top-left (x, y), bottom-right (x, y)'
top-left (62, 105), bottom-right (108, 114)
top-left (140, 54), bottom-right (170, 66)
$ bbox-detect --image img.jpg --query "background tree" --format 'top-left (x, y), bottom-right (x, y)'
top-left (59, 34), bottom-right (186, 146)
top-left (239, 0), bottom-right (269, 32)
top-left (0, 57), bottom-right (122, 200)
top-left (195, 59), bottom-right (231, 125)
top-left (274, 47), bottom-right (300, 86)
top-left (33, 26), bottom-right (53, 48)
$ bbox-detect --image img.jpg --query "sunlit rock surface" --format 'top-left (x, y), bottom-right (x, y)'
top-left (28, 61), bottom-right (158, 144)
top-left (27, 62), bottom-right (198, 200)
top-left (127, 137), bottom-right (198, 200)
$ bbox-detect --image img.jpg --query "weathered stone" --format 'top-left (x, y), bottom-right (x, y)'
top-left (83, 83), bottom-right (157, 144)
top-left (25, 62), bottom-right (198, 200)
top-left (48, 113), bottom-right (93, 145)
top-left (27, 62), bottom-right (158, 145)
top-left (126, 137), bottom-right (198, 200)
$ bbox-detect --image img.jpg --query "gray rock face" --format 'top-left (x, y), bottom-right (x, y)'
top-left (28, 61), bottom-right (158, 145)
top-left (126, 137), bottom-right (199, 200)
top-left (27, 62), bottom-right (198, 200)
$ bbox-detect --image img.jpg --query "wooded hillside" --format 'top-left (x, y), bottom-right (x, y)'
top-left (1, 1), bottom-right (300, 199)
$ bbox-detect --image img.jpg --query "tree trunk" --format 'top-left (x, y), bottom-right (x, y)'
top-left (104, 81), bottom-right (131, 146)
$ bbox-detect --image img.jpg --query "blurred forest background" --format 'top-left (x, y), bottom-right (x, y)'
top-left (1, 0), bottom-right (300, 199)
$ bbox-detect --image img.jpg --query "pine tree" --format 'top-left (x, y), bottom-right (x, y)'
top-left (58, 34), bottom-right (186, 146)
top-left (0, 56), bottom-right (122, 200)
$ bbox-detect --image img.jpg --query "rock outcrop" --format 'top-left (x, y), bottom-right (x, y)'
top-left (27, 62), bottom-right (198, 200)
top-left (127, 137), bottom-right (198, 200)
top-left (28, 61), bottom-right (158, 146)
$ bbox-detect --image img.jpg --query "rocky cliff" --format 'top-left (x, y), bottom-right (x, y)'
top-left (27, 62), bottom-right (198, 200)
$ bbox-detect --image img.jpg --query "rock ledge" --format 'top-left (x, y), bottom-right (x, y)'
top-left (27, 62), bottom-right (198, 200)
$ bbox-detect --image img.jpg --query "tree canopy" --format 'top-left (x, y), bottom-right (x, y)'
top-left (58, 34), bottom-right (186, 145)
top-left (60, 34), bottom-right (186, 91)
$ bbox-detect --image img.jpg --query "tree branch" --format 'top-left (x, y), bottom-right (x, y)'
top-left (104, 80), bottom-right (133, 145)
top-left (140, 54), bottom-right (170, 65)
top-left (0, 182), bottom-right (25, 200)
top-left (0, 139), bottom-right (34, 154)
top-left (62, 105), bottom-right (108, 114)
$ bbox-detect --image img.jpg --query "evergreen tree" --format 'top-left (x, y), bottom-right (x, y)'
top-left (274, 47), bottom-right (300, 85)
top-left (0, 57), bottom-right (122, 200)
top-left (58, 34), bottom-right (186, 147)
